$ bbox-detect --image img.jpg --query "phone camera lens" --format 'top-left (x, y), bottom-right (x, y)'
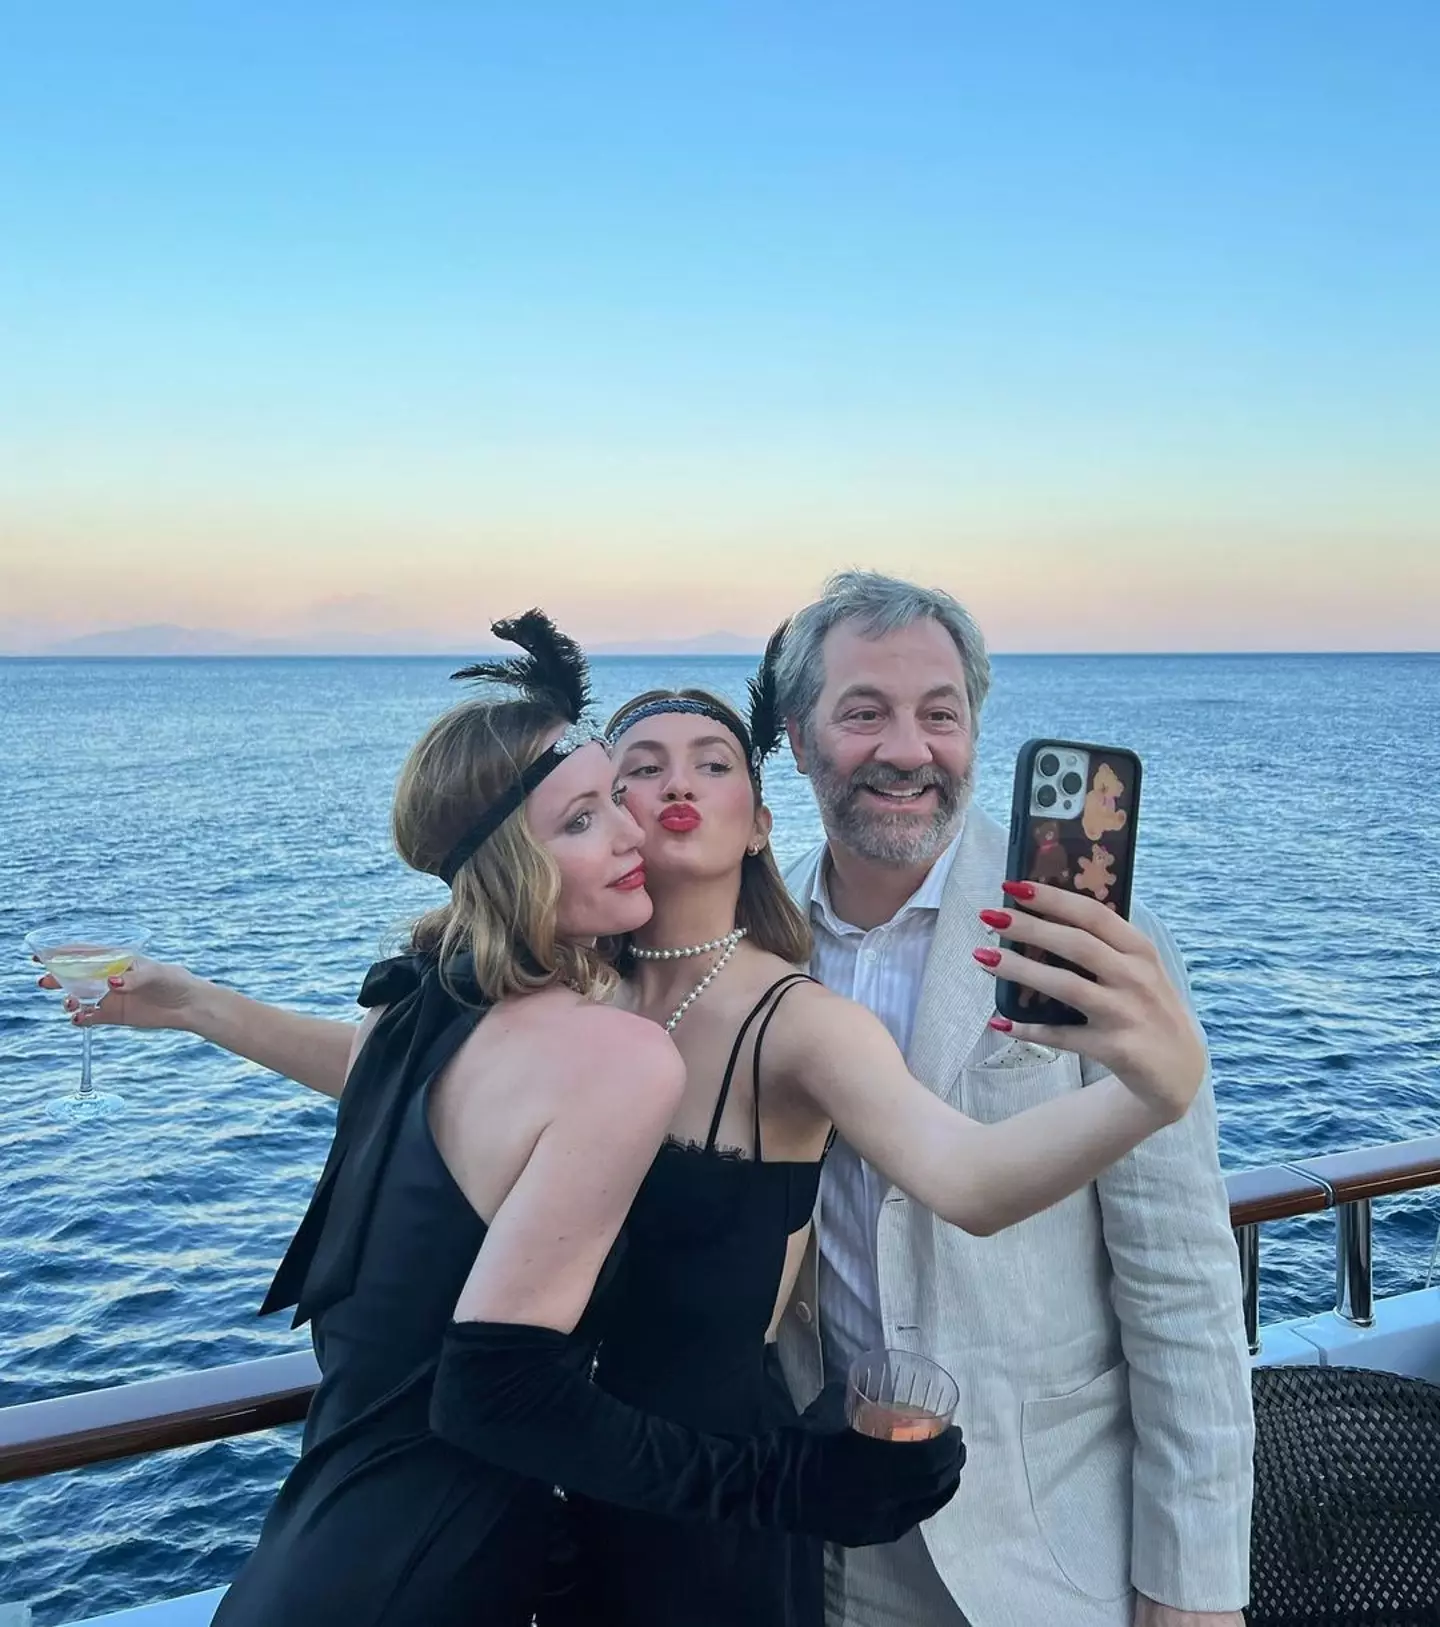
top-left (1060, 771), bottom-right (1083, 796)
top-left (1038, 752), bottom-right (1060, 777)
top-left (1036, 783), bottom-right (1058, 808)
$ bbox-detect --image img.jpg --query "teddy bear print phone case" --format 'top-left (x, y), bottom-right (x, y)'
top-left (994, 738), bottom-right (1142, 1027)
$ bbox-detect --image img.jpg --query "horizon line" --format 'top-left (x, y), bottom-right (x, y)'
top-left (2, 648), bottom-right (1436, 661)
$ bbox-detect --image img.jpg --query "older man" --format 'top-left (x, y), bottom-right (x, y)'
top-left (772, 571), bottom-right (1253, 1627)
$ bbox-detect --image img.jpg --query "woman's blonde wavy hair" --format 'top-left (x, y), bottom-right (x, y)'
top-left (605, 688), bottom-right (812, 967)
top-left (393, 695), bottom-right (619, 1007)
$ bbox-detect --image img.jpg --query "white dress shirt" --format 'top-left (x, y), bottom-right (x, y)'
top-left (809, 829), bottom-right (962, 1385)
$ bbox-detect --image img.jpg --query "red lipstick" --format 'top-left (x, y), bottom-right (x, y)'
top-left (611, 865), bottom-right (647, 891)
top-left (658, 806), bottom-right (702, 832)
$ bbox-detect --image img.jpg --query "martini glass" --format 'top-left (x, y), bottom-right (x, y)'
top-left (24, 922), bottom-right (149, 1121)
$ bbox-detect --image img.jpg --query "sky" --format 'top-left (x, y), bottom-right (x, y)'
top-left (1, 1), bottom-right (1436, 653)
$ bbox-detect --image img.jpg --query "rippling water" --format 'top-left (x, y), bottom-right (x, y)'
top-left (2, 652), bottom-right (1438, 1624)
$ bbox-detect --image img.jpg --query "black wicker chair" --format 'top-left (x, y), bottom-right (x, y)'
top-left (1248, 1363), bottom-right (1440, 1626)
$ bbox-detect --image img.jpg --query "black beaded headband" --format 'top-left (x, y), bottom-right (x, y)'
top-left (437, 610), bottom-right (605, 885)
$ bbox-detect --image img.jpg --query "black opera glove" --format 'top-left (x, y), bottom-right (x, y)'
top-left (430, 1321), bottom-right (964, 1548)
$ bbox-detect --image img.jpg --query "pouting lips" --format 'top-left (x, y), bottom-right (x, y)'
top-left (658, 807), bottom-right (703, 831)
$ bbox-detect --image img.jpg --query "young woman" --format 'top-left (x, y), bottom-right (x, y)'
top-left (101, 614), bottom-right (961, 1627)
top-left (51, 644), bottom-right (1203, 1626)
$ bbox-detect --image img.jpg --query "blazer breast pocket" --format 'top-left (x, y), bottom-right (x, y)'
top-left (1021, 1362), bottom-right (1134, 1601)
top-left (955, 1051), bottom-right (1077, 1123)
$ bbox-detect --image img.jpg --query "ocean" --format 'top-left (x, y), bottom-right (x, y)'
top-left (2, 652), bottom-right (1438, 1624)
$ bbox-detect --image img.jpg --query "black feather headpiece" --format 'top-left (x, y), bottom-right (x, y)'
top-left (450, 608), bottom-right (592, 725)
top-left (437, 610), bottom-right (603, 884)
top-left (745, 619), bottom-right (788, 771)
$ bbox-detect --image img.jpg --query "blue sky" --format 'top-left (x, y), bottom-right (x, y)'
top-left (1, 1), bottom-right (1436, 651)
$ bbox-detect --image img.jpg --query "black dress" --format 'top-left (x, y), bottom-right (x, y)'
top-left (213, 956), bottom-right (605, 1627)
top-left (560, 972), bottom-right (830, 1627)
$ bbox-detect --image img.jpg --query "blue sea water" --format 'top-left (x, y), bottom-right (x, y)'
top-left (2, 651), bottom-right (1438, 1623)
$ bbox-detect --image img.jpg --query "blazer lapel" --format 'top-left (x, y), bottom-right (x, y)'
top-left (906, 807), bottom-right (1008, 1097)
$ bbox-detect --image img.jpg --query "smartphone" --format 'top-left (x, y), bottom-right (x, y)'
top-left (994, 738), bottom-right (1142, 1026)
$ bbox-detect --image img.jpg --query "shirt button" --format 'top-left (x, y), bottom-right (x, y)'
top-left (863, 949), bottom-right (878, 962)
top-left (795, 1301), bottom-right (814, 1325)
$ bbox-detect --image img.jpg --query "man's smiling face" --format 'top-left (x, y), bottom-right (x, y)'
top-left (791, 616), bottom-right (975, 868)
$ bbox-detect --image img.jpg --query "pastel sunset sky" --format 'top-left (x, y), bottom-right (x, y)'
top-left (2, 3), bottom-right (1436, 653)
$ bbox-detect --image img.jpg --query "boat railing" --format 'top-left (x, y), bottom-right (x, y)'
top-left (0, 1350), bottom-right (316, 1486)
top-left (4, 1131), bottom-right (1440, 1486)
top-left (1227, 1132), bottom-right (1440, 1355)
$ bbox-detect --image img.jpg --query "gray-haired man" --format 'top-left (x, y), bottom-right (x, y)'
top-left (772, 571), bottom-right (1253, 1627)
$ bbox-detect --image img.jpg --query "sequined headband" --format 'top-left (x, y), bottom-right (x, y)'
top-left (437, 714), bottom-right (607, 884)
top-left (437, 609), bottom-right (603, 885)
top-left (606, 697), bottom-right (759, 773)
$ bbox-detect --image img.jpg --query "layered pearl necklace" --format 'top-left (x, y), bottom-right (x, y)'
top-left (632, 927), bottom-right (747, 1033)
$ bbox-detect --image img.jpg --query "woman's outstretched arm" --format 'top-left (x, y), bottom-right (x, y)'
top-left (772, 884), bottom-right (1208, 1236)
top-left (38, 956), bottom-right (356, 1099)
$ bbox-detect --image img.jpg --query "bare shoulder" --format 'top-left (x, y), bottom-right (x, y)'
top-left (570, 1001), bottom-right (684, 1083)
top-left (531, 1003), bottom-right (685, 1152)
top-left (765, 978), bottom-right (890, 1071)
top-left (482, 990), bottom-right (683, 1103)
top-left (776, 977), bottom-right (872, 1034)
top-left (436, 992), bottom-right (684, 1182)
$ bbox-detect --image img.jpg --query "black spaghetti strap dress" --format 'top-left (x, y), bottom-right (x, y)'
top-left (212, 955), bottom-right (611, 1627)
top-left (559, 972), bottom-right (831, 1627)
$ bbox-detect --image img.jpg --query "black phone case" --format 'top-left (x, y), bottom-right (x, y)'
top-left (994, 739), bottom-right (1142, 1026)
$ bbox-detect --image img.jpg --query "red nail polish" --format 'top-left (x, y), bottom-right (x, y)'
top-left (972, 947), bottom-right (1002, 967)
top-left (1001, 880), bottom-right (1036, 901)
top-left (108, 977), bottom-right (124, 988)
top-left (978, 908), bottom-right (1011, 930)
top-left (988, 1016), bottom-right (1013, 1032)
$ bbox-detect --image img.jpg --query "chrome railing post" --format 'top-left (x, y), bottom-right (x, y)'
top-left (1334, 1198), bottom-right (1374, 1327)
top-left (1235, 1224), bottom-right (1260, 1356)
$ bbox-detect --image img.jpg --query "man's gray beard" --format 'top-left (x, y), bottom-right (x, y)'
top-left (806, 742), bottom-right (972, 868)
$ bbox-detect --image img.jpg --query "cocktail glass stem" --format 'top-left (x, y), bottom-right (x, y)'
top-left (77, 1020), bottom-right (97, 1103)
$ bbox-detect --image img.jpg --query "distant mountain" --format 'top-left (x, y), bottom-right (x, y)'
top-left (9, 624), bottom-right (768, 658)
top-left (39, 624), bottom-right (263, 656)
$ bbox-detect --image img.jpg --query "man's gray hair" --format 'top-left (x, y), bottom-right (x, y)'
top-left (773, 570), bottom-right (991, 737)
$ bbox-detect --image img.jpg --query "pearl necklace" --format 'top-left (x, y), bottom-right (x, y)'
top-left (633, 928), bottom-right (747, 1033)
top-left (631, 929), bottom-right (744, 962)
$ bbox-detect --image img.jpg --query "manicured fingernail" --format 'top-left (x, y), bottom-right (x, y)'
top-left (972, 947), bottom-right (1002, 967)
top-left (64, 998), bottom-right (78, 1011)
top-left (988, 1016), bottom-right (1013, 1032)
top-left (1001, 880), bottom-right (1035, 900)
top-left (978, 909), bottom-right (1011, 930)
top-left (108, 977), bottom-right (124, 988)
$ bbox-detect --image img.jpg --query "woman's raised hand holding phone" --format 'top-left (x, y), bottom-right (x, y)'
top-left (974, 882), bottom-right (1207, 1127)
